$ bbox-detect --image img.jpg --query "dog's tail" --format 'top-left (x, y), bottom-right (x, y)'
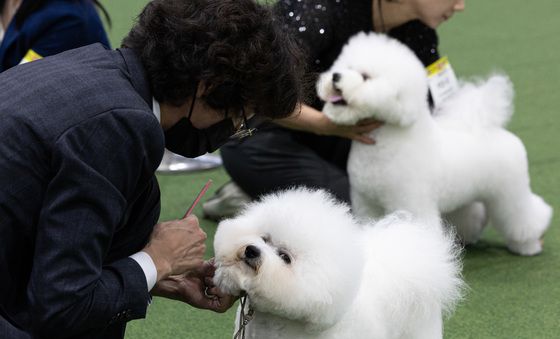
top-left (435, 73), bottom-right (514, 128)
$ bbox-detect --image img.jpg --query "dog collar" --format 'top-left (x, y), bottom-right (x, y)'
top-left (234, 295), bottom-right (255, 339)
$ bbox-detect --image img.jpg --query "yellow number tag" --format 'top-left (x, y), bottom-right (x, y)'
top-left (426, 56), bottom-right (459, 109)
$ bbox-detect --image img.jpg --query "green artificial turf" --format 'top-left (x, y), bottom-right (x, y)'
top-left (98, 0), bottom-right (560, 338)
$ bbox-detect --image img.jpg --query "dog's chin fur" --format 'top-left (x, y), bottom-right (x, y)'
top-left (213, 188), bottom-right (464, 339)
top-left (318, 32), bottom-right (552, 256)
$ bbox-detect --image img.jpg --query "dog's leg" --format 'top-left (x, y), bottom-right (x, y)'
top-left (350, 189), bottom-right (384, 221)
top-left (400, 307), bottom-right (443, 339)
top-left (489, 192), bottom-right (552, 256)
top-left (444, 202), bottom-right (488, 245)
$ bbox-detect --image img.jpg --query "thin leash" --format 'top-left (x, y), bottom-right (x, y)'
top-left (234, 295), bottom-right (254, 339)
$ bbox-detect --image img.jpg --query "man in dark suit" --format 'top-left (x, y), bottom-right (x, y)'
top-left (0, 0), bottom-right (305, 338)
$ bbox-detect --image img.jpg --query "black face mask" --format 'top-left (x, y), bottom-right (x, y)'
top-left (163, 95), bottom-right (235, 158)
top-left (164, 117), bottom-right (234, 157)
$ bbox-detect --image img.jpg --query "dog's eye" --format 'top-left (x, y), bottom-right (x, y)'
top-left (361, 73), bottom-right (370, 80)
top-left (278, 251), bottom-right (291, 264)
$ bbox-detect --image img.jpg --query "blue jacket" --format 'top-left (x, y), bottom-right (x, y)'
top-left (0, 0), bottom-right (110, 71)
top-left (0, 44), bottom-right (162, 338)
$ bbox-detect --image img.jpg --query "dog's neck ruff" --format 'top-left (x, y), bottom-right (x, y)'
top-left (234, 295), bottom-right (255, 339)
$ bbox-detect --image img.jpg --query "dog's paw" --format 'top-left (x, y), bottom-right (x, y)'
top-left (507, 239), bottom-right (543, 256)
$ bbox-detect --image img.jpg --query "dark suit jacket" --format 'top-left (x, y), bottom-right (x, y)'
top-left (0, 0), bottom-right (110, 72)
top-left (0, 43), bottom-right (164, 338)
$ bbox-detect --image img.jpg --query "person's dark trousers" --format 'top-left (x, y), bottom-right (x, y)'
top-left (221, 125), bottom-right (351, 203)
top-left (1, 309), bottom-right (30, 339)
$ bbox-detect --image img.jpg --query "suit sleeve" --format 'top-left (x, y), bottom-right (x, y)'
top-left (27, 109), bottom-right (163, 337)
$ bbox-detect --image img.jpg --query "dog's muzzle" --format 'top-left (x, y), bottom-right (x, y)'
top-left (329, 73), bottom-right (348, 106)
top-left (242, 245), bottom-right (262, 271)
top-left (328, 92), bottom-right (348, 106)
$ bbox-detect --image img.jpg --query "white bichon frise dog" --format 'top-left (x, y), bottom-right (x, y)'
top-left (317, 32), bottom-right (552, 256)
top-left (213, 188), bottom-right (463, 339)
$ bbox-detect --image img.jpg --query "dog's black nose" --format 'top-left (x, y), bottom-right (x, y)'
top-left (245, 245), bottom-right (261, 259)
top-left (332, 72), bottom-right (341, 83)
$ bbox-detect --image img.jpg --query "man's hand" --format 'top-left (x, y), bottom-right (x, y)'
top-left (151, 260), bottom-right (237, 313)
top-left (143, 216), bottom-right (207, 281)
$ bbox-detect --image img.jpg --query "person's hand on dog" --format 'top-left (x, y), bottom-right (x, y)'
top-left (143, 215), bottom-right (207, 281)
top-left (326, 117), bottom-right (383, 144)
top-left (277, 103), bottom-right (382, 144)
top-left (151, 260), bottom-right (237, 313)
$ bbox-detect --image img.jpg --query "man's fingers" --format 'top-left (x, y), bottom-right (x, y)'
top-left (187, 259), bottom-right (213, 278)
top-left (354, 123), bottom-right (380, 133)
top-left (183, 214), bottom-right (198, 222)
top-left (352, 133), bottom-right (376, 144)
top-left (206, 293), bottom-right (237, 313)
top-left (204, 285), bottom-right (229, 298)
top-left (356, 118), bottom-right (383, 126)
top-left (204, 276), bottom-right (215, 288)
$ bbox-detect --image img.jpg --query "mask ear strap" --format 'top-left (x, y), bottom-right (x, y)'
top-left (241, 107), bottom-right (247, 125)
top-left (188, 87), bottom-right (198, 120)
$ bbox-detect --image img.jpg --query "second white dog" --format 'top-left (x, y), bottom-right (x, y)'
top-left (317, 32), bottom-right (552, 255)
top-left (213, 188), bottom-right (463, 339)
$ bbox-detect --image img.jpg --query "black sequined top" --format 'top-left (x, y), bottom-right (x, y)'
top-left (275, 0), bottom-right (440, 108)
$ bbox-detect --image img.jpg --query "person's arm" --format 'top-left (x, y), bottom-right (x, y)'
top-left (275, 103), bottom-right (381, 144)
top-left (26, 110), bottom-right (162, 337)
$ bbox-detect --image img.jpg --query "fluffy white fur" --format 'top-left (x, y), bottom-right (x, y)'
top-left (317, 32), bottom-right (553, 255)
top-left (213, 188), bottom-right (463, 339)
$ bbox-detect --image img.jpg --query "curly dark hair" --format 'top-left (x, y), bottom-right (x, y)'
top-left (122, 0), bottom-right (307, 120)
